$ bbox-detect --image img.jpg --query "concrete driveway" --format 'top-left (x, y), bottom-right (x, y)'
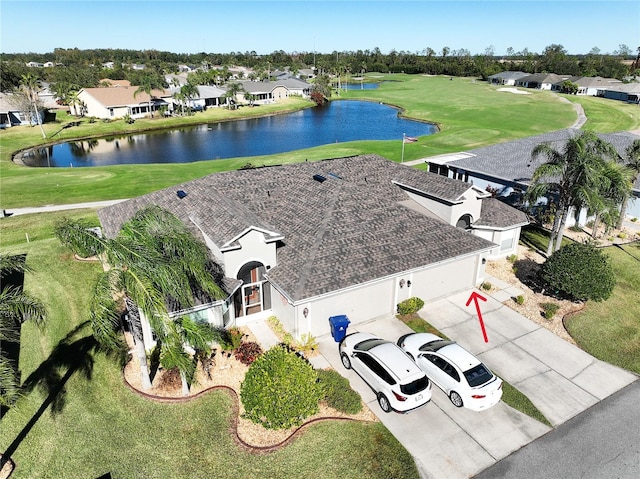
top-left (314, 287), bottom-right (637, 479)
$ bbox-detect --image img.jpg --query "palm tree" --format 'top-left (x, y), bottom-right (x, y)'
top-left (133, 75), bottom-right (163, 118)
top-left (20, 73), bottom-right (46, 138)
top-left (180, 83), bottom-right (199, 113)
top-left (224, 82), bottom-right (244, 109)
top-left (159, 316), bottom-right (217, 395)
top-left (582, 160), bottom-right (633, 237)
top-left (68, 206), bottom-right (226, 391)
top-left (526, 131), bottom-right (618, 255)
top-left (616, 139), bottom-right (640, 229)
top-left (0, 254), bottom-right (47, 407)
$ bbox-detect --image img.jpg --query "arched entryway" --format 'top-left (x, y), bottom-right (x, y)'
top-left (235, 261), bottom-right (271, 317)
top-left (456, 214), bottom-right (473, 230)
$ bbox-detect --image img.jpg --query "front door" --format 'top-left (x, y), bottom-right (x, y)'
top-left (236, 261), bottom-right (268, 317)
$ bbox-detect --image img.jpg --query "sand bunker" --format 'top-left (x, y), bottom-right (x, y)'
top-left (497, 87), bottom-right (531, 95)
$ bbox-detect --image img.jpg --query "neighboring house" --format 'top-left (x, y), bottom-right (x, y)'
top-left (165, 74), bottom-right (189, 87)
top-left (516, 73), bottom-right (568, 90)
top-left (98, 154), bottom-right (528, 349)
top-left (238, 79), bottom-right (311, 104)
top-left (298, 68), bottom-right (316, 80)
top-left (73, 86), bottom-right (168, 119)
top-left (102, 62), bottom-right (115, 69)
top-left (25, 61), bottom-right (44, 68)
top-left (98, 79), bottom-right (131, 88)
top-left (436, 129), bottom-right (640, 221)
top-left (552, 76), bottom-right (622, 95)
top-left (0, 92), bottom-right (43, 128)
top-left (600, 82), bottom-right (640, 104)
top-left (37, 83), bottom-right (59, 108)
top-left (163, 85), bottom-right (226, 110)
top-left (487, 71), bottom-right (530, 86)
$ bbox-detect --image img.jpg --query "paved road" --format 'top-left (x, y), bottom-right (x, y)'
top-left (474, 379), bottom-right (640, 479)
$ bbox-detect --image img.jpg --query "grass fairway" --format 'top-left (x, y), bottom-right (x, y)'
top-left (0, 74), bottom-right (588, 209)
top-left (0, 212), bottom-right (418, 479)
top-left (565, 242), bottom-right (640, 374)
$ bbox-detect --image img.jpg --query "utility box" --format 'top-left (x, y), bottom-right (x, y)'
top-left (328, 315), bottom-right (350, 342)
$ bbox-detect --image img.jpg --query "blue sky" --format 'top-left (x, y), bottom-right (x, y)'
top-left (1, 1), bottom-right (638, 56)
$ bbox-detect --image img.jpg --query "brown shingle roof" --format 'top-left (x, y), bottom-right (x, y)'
top-left (98, 155), bottom-right (497, 302)
top-left (80, 86), bottom-right (167, 107)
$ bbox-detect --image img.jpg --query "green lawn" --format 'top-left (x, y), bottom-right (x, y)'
top-left (0, 73), bottom-right (613, 209)
top-left (565, 242), bottom-right (640, 374)
top-left (0, 212), bottom-right (418, 479)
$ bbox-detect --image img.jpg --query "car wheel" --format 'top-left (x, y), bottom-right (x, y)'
top-left (378, 393), bottom-right (392, 413)
top-left (340, 352), bottom-right (351, 369)
top-left (450, 391), bottom-right (463, 408)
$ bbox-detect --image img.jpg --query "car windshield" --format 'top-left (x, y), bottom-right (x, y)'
top-left (419, 340), bottom-right (456, 352)
top-left (463, 364), bottom-right (494, 387)
top-left (354, 338), bottom-right (388, 351)
top-left (400, 375), bottom-right (429, 395)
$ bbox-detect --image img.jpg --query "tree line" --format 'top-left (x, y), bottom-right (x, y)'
top-left (2, 43), bottom-right (638, 95)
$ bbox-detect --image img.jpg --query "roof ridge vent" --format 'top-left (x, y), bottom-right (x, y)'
top-left (313, 174), bottom-right (326, 183)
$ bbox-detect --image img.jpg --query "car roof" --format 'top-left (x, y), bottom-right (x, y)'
top-left (421, 341), bottom-right (481, 371)
top-left (369, 342), bottom-right (426, 382)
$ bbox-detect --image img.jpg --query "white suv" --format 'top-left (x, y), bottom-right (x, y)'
top-left (339, 332), bottom-right (432, 413)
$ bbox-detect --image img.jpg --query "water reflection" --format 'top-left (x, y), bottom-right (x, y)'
top-left (20, 100), bottom-right (436, 168)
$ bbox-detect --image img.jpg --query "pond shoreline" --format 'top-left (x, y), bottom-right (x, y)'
top-left (15, 99), bottom-right (438, 168)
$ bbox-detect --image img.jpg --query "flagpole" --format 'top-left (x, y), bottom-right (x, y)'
top-left (401, 133), bottom-right (405, 163)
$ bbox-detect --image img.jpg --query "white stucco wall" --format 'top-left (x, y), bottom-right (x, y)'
top-left (222, 230), bottom-right (278, 278)
top-left (269, 252), bottom-right (487, 339)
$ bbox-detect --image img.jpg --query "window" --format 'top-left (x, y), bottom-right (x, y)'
top-left (464, 364), bottom-right (493, 387)
top-left (401, 375), bottom-right (429, 395)
top-left (500, 236), bottom-right (514, 252)
top-left (356, 353), bottom-right (395, 385)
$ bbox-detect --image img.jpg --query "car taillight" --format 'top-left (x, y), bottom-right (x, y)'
top-left (392, 391), bottom-right (408, 402)
top-left (471, 395), bottom-right (486, 399)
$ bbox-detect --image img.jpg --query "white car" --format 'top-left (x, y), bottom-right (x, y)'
top-left (397, 332), bottom-right (503, 411)
top-left (339, 332), bottom-right (432, 413)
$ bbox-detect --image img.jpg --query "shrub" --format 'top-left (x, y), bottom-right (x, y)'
top-left (240, 345), bottom-right (322, 429)
top-left (618, 232), bottom-right (627, 240)
top-left (213, 326), bottom-right (245, 351)
top-left (316, 369), bottom-right (362, 414)
top-left (568, 225), bottom-right (583, 232)
top-left (54, 217), bottom-right (104, 258)
top-left (540, 302), bottom-right (559, 319)
top-left (297, 333), bottom-right (318, 353)
top-left (541, 242), bottom-right (615, 302)
top-left (514, 295), bottom-right (525, 305)
top-left (631, 217), bottom-right (638, 223)
top-left (481, 282), bottom-right (492, 291)
top-left (268, 316), bottom-right (316, 350)
top-left (506, 254), bottom-right (518, 263)
top-left (397, 297), bottom-right (425, 315)
top-left (234, 341), bottom-right (263, 365)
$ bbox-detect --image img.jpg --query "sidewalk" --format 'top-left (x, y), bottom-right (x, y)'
top-left (1, 199), bottom-right (128, 217)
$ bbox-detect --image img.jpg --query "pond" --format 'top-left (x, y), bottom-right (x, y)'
top-left (19, 100), bottom-right (436, 168)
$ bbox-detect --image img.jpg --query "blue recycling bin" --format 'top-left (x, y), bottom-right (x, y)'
top-left (329, 315), bottom-right (350, 342)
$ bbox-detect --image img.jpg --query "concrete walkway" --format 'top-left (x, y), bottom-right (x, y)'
top-left (2, 199), bottom-right (128, 217)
